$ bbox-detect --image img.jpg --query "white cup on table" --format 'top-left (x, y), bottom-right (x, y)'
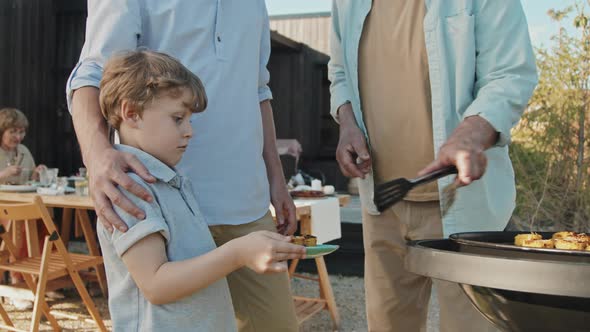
top-left (311, 179), bottom-right (322, 191)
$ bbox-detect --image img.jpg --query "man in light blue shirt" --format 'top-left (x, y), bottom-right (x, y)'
top-left (66, 1), bottom-right (299, 330)
top-left (329, 0), bottom-right (537, 331)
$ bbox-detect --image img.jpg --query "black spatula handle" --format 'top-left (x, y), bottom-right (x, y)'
top-left (411, 165), bottom-right (458, 186)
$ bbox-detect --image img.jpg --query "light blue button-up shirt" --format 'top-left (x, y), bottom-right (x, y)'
top-left (67, 0), bottom-right (272, 226)
top-left (329, 0), bottom-right (538, 236)
top-left (98, 144), bottom-right (236, 332)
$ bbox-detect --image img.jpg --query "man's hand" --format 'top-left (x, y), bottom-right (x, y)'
top-left (88, 147), bottom-right (156, 232)
top-left (419, 116), bottom-right (499, 186)
top-left (270, 181), bottom-right (297, 236)
top-left (335, 103), bottom-right (371, 178)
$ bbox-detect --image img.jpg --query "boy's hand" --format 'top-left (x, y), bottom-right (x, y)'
top-left (88, 147), bottom-right (156, 233)
top-left (236, 231), bottom-right (305, 274)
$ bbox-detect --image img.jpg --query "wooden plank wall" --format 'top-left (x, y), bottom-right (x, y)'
top-left (268, 44), bottom-right (336, 160)
top-left (270, 13), bottom-right (332, 56)
top-left (0, 0), bottom-right (56, 168)
top-left (0, 0), bottom-right (84, 175)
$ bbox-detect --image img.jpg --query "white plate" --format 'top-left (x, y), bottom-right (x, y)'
top-left (0, 184), bottom-right (38, 192)
top-left (304, 244), bottom-right (339, 259)
top-left (68, 176), bottom-right (86, 181)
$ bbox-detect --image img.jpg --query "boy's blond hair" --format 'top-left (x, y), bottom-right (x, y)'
top-left (99, 49), bottom-right (207, 129)
top-left (0, 108), bottom-right (29, 137)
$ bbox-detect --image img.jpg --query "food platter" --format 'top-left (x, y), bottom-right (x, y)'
top-left (290, 190), bottom-right (325, 198)
top-left (450, 231), bottom-right (590, 259)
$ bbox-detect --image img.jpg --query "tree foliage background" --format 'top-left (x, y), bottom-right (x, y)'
top-left (510, 1), bottom-right (590, 231)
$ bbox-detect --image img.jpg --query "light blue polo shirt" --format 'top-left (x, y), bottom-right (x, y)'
top-left (97, 144), bottom-right (236, 332)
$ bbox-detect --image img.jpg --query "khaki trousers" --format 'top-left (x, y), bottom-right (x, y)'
top-left (209, 211), bottom-right (299, 332)
top-left (363, 201), bottom-right (497, 332)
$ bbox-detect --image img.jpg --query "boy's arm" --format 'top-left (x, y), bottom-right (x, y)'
top-left (121, 231), bottom-right (305, 305)
top-left (67, 0), bottom-right (156, 232)
top-left (110, 176), bottom-right (305, 305)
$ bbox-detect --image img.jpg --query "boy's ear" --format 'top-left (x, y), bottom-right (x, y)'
top-left (120, 100), bottom-right (141, 128)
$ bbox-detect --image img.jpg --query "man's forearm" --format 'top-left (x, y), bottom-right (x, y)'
top-left (337, 103), bottom-right (358, 131)
top-left (456, 115), bottom-right (499, 151)
top-left (260, 100), bottom-right (285, 184)
top-left (71, 86), bottom-right (111, 166)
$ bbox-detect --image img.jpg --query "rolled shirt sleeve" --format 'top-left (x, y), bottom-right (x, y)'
top-left (65, 0), bottom-right (142, 112)
top-left (108, 174), bottom-right (170, 257)
top-left (328, 1), bottom-right (353, 124)
top-left (462, 0), bottom-right (538, 147)
top-left (257, 2), bottom-right (273, 102)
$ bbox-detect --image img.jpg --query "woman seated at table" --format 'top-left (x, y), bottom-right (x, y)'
top-left (0, 107), bottom-right (57, 310)
top-left (0, 107), bottom-right (46, 184)
top-left (0, 108), bottom-right (45, 184)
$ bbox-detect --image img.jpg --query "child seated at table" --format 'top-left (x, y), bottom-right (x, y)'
top-left (0, 108), bottom-right (46, 185)
top-left (96, 49), bottom-right (306, 331)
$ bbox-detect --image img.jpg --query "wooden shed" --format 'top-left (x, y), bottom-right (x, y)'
top-left (0, 0), bottom-right (85, 175)
top-left (270, 12), bottom-right (332, 56)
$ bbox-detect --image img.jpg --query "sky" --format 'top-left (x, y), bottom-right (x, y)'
top-left (265, 0), bottom-right (581, 48)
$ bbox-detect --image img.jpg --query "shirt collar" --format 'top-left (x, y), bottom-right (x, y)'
top-left (114, 144), bottom-right (180, 187)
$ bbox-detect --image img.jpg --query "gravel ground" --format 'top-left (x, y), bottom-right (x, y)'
top-left (293, 273), bottom-right (440, 332)
top-left (0, 288), bottom-right (112, 331)
top-left (3, 274), bottom-right (441, 331)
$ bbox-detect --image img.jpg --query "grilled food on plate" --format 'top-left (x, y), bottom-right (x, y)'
top-left (515, 232), bottom-right (589, 251)
top-left (554, 238), bottom-right (586, 250)
top-left (514, 233), bottom-right (542, 246)
top-left (522, 239), bottom-right (554, 249)
top-left (292, 235), bottom-right (317, 247)
top-left (552, 231), bottom-right (576, 240)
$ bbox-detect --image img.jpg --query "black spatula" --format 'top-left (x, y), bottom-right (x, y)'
top-left (373, 165), bottom-right (458, 212)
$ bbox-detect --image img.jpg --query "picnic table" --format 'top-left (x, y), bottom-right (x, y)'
top-left (0, 191), bottom-right (350, 330)
top-left (0, 192), bottom-right (107, 296)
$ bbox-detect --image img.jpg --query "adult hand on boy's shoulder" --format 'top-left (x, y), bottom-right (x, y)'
top-left (89, 147), bottom-right (156, 233)
top-left (270, 182), bottom-right (297, 236)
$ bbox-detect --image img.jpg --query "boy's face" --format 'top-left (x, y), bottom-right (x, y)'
top-left (135, 88), bottom-right (194, 167)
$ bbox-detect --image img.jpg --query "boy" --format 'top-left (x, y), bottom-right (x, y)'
top-left (96, 49), bottom-right (306, 331)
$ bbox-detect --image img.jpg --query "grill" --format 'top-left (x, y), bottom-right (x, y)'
top-left (406, 232), bottom-right (590, 332)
